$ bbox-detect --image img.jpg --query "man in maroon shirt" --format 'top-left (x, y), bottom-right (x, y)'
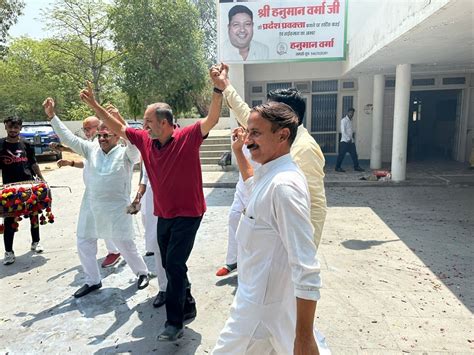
top-left (80, 77), bottom-right (223, 341)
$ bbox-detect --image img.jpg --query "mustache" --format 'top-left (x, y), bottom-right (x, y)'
top-left (247, 143), bottom-right (258, 150)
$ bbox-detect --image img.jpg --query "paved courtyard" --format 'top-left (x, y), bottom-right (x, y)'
top-left (0, 166), bottom-right (473, 354)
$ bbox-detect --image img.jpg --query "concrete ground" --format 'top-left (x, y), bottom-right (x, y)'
top-left (0, 164), bottom-right (473, 354)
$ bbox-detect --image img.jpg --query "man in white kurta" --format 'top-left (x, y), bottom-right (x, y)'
top-left (213, 102), bottom-right (330, 354)
top-left (43, 98), bottom-right (150, 298)
top-left (133, 165), bottom-right (168, 307)
top-left (216, 145), bottom-right (259, 277)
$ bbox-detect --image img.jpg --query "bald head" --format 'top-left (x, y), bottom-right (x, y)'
top-left (83, 116), bottom-right (100, 126)
top-left (82, 116), bottom-right (101, 139)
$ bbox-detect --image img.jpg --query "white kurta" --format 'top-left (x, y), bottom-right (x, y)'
top-left (51, 116), bottom-right (140, 241)
top-left (226, 146), bottom-right (260, 265)
top-left (213, 154), bottom-right (329, 354)
top-left (140, 166), bottom-right (167, 291)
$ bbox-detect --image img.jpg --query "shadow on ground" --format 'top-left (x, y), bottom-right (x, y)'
top-left (328, 185), bottom-right (474, 313)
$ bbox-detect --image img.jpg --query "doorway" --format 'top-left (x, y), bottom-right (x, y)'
top-left (408, 90), bottom-right (461, 161)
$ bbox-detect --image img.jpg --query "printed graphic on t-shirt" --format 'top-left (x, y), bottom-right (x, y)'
top-left (0, 149), bottom-right (29, 165)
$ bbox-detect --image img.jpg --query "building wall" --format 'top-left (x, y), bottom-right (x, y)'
top-left (355, 75), bottom-right (373, 158)
top-left (344, 0), bottom-right (450, 73)
top-left (466, 74), bottom-right (474, 160)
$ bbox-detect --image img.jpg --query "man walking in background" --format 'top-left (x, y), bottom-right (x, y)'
top-left (335, 108), bottom-right (365, 172)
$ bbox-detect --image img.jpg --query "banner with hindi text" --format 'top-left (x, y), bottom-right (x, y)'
top-left (218, 0), bottom-right (347, 64)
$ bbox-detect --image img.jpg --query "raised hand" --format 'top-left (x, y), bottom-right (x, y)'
top-left (105, 104), bottom-right (126, 125)
top-left (231, 127), bottom-right (247, 153)
top-left (79, 81), bottom-right (98, 108)
top-left (42, 97), bottom-right (55, 120)
top-left (210, 62), bottom-right (230, 91)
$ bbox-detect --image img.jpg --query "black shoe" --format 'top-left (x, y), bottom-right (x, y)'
top-left (74, 282), bottom-right (102, 298)
top-left (157, 324), bottom-right (184, 341)
top-left (145, 251), bottom-right (154, 256)
top-left (183, 291), bottom-right (197, 321)
top-left (137, 274), bottom-right (150, 290)
top-left (354, 166), bottom-right (365, 172)
top-left (153, 291), bottom-right (166, 308)
top-left (335, 168), bottom-right (346, 172)
top-left (183, 304), bottom-right (197, 321)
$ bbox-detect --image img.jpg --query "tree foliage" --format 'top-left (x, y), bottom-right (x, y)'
top-left (110, 0), bottom-right (208, 115)
top-left (0, 0), bottom-right (24, 52)
top-left (43, 0), bottom-right (119, 102)
top-left (0, 37), bottom-right (129, 120)
top-left (192, 0), bottom-right (217, 66)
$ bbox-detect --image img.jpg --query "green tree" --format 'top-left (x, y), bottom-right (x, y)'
top-left (43, 0), bottom-right (119, 102)
top-left (192, 0), bottom-right (217, 66)
top-left (0, 0), bottom-right (24, 53)
top-left (0, 38), bottom-right (98, 120)
top-left (110, 0), bottom-right (208, 115)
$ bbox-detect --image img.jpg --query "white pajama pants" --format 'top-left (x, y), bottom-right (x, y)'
top-left (213, 296), bottom-right (331, 355)
top-left (104, 239), bottom-right (119, 254)
top-left (225, 193), bottom-right (246, 265)
top-left (77, 237), bottom-right (149, 285)
top-left (141, 187), bottom-right (167, 292)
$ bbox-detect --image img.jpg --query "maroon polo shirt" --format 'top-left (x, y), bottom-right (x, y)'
top-left (126, 122), bottom-right (206, 218)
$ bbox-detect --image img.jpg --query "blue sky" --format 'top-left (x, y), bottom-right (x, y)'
top-left (9, 0), bottom-right (52, 39)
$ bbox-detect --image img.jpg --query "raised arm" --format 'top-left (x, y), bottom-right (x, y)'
top-left (231, 127), bottom-right (253, 181)
top-left (211, 62), bottom-right (251, 128)
top-left (79, 82), bottom-right (128, 140)
top-left (200, 65), bottom-right (224, 137)
top-left (42, 98), bottom-right (93, 158)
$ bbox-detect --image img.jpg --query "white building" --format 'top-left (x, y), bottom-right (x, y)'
top-left (227, 0), bottom-right (473, 181)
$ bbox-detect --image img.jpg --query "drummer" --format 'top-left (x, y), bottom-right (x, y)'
top-left (0, 116), bottom-right (46, 266)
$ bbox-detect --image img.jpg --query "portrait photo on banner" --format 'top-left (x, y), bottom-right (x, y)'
top-left (218, 0), bottom-right (346, 64)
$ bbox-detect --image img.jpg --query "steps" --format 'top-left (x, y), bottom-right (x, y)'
top-left (200, 135), bottom-right (231, 168)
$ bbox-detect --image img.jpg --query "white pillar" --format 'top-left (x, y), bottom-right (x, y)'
top-left (391, 64), bottom-right (411, 181)
top-left (370, 74), bottom-right (385, 169)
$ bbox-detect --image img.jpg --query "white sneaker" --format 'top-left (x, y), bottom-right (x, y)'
top-left (31, 242), bottom-right (44, 253)
top-left (3, 251), bottom-right (15, 265)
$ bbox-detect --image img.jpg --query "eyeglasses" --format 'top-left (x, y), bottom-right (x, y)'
top-left (97, 133), bottom-right (115, 139)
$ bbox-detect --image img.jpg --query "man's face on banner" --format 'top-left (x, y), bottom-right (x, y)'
top-left (228, 12), bottom-right (254, 49)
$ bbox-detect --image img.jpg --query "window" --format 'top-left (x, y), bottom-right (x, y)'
top-left (412, 78), bottom-right (435, 86)
top-left (294, 81), bottom-right (311, 93)
top-left (251, 85), bottom-right (263, 94)
top-left (442, 77), bottom-right (466, 85)
top-left (342, 96), bottom-right (354, 114)
top-left (311, 94), bottom-right (338, 132)
top-left (266, 82), bottom-right (292, 93)
top-left (312, 80), bottom-right (338, 92)
top-left (385, 79), bottom-right (395, 88)
top-left (342, 81), bottom-right (355, 89)
top-left (251, 100), bottom-right (263, 107)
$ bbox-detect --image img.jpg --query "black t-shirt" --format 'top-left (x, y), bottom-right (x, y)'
top-left (0, 138), bottom-right (37, 184)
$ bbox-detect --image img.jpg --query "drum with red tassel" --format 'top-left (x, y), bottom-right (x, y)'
top-left (0, 181), bottom-right (54, 233)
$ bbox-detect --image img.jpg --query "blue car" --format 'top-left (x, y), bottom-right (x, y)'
top-left (20, 122), bottom-right (62, 160)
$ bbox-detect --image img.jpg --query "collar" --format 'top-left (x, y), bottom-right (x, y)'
top-left (153, 128), bottom-right (178, 150)
top-left (101, 144), bottom-right (120, 156)
top-left (254, 153), bottom-right (292, 181)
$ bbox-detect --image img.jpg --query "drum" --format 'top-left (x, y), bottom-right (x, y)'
top-left (0, 181), bottom-right (54, 230)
